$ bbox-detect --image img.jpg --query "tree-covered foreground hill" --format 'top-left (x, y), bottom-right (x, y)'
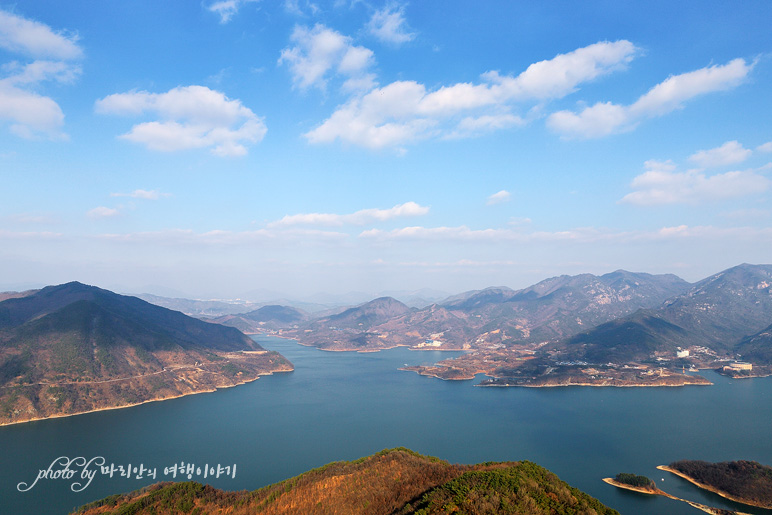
top-left (73, 448), bottom-right (618, 515)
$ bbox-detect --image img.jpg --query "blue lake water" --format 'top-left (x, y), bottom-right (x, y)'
top-left (1, 336), bottom-right (772, 515)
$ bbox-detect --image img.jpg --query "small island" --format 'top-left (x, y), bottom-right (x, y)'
top-left (660, 460), bottom-right (772, 509)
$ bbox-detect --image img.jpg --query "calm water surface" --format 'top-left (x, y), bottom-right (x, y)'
top-left (1, 336), bottom-right (771, 515)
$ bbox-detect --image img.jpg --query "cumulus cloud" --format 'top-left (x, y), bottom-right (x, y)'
top-left (0, 10), bottom-right (81, 59)
top-left (87, 207), bottom-right (121, 219)
top-left (207, 0), bottom-right (260, 23)
top-left (620, 159), bottom-right (770, 205)
top-left (486, 190), bottom-right (511, 205)
top-left (305, 40), bottom-right (638, 148)
top-left (95, 85), bottom-right (266, 156)
top-left (110, 189), bottom-right (171, 200)
top-left (269, 201), bottom-right (429, 227)
top-left (367, 4), bottom-right (415, 45)
top-left (548, 58), bottom-right (753, 138)
top-left (689, 140), bottom-right (752, 167)
top-left (757, 141), bottom-right (772, 153)
top-left (279, 24), bottom-right (375, 92)
top-left (0, 9), bottom-right (82, 139)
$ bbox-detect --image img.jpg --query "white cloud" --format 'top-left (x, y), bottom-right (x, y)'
top-left (279, 24), bottom-right (375, 92)
top-left (367, 5), bottom-right (415, 45)
top-left (689, 140), bottom-right (752, 167)
top-left (486, 190), bottom-right (511, 205)
top-left (0, 10), bottom-right (82, 139)
top-left (0, 82), bottom-right (65, 138)
top-left (87, 207), bottom-right (121, 219)
top-left (110, 189), bottom-right (171, 200)
top-left (359, 223), bottom-right (772, 246)
top-left (283, 0), bottom-right (321, 16)
top-left (97, 227), bottom-right (348, 246)
top-left (207, 0), bottom-right (260, 23)
top-left (270, 201), bottom-right (429, 227)
top-left (757, 141), bottom-right (772, 153)
top-left (0, 10), bottom-right (81, 59)
top-left (305, 40), bottom-right (637, 148)
top-left (548, 58), bottom-right (753, 139)
top-left (359, 225), bottom-right (620, 243)
top-left (95, 86), bottom-right (266, 156)
top-left (620, 159), bottom-right (770, 205)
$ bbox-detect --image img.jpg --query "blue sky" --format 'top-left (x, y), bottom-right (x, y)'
top-left (1, 0), bottom-right (771, 299)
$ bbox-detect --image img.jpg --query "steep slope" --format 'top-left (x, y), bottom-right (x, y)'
top-left (72, 448), bottom-right (619, 515)
top-left (561, 264), bottom-right (772, 362)
top-left (325, 296), bottom-right (413, 328)
top-left (445, 271), bottom-right (692, 344)
top-left (0, 282), bottom-right (292, 425)
top-left (286, 297), bottom-right (414, 350)
top-left (736, 323), bottom-right (772, 364)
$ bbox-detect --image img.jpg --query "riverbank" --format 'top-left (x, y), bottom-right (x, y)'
top-left (658, 465), bottom-right (772, 510)
top-left (0, 361), bottom-right (293, 427)
top-left (603, 478), bottom-right (750, 514)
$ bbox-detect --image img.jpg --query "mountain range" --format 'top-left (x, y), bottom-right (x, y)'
top-left (274, 269), bottom-right (693, 352)
top-left (190, 264), bottom-right (772, 382)
top-left (0, 282), bottom-right (292, 425)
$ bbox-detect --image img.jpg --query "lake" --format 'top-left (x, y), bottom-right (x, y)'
top-left (2, 336), bottom-right (772, 515)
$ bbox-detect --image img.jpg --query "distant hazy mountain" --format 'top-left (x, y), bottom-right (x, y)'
top-left (73, 448), bottom-right (618, 515)
top-left (134, 293), bottom-right (263, 317)
top-left (0, 289), bottom-right (37, 303)
top-left (564, 264), bottom-right (772, 362)
top-left (0, 282), bottom-right (292, 425)
top-left (213, 305), bottom-right (309, 333)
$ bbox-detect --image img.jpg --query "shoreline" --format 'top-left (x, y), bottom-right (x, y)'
top-left (0, 367), bottom-right (293, 428)
top-left (603, 478), bottom-right (751, 515)
top-left (477, 380), bottom-right (712, 388)
top-left (602, 478), bottom-right (674, 497)
top-left (658, 465), bottom-right (772, 509)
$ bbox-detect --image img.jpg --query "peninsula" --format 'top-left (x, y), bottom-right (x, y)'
top-left (659, 461), bottom-right (772, 510)
top-left (0, 282), bottom-right (293, 426)
top-left (602, 476), bottom-right (748, 515)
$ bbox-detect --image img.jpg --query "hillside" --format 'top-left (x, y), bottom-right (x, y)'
top-left (285, 297), bottom-right (415, 351)
top-left (72, 448), bottom-right (619, 515)
top-left (737, 323), bottom-right (772, 364)
top-left (561, 264), bottom-right (772, 363)
top-left (0, 282), bottom-right (293, 425)
top-left (666, 460), bottom-right (772, 509)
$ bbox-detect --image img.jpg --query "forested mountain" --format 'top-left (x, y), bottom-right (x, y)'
top-left (563, 264), bottom-right (772, 363)
top-left (0, 282), bottom-right (292, 425)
